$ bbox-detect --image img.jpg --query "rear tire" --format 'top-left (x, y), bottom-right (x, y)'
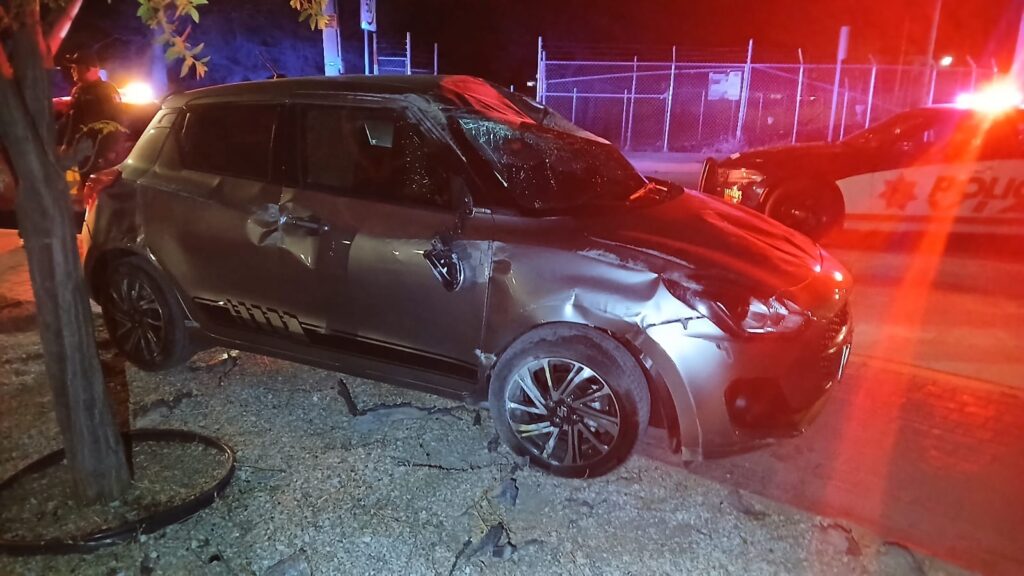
top-left (764, 181), bottom-right (844, 241)
top-left (100, 257), bottom-right (191, 371)
top-left (489, 324), bottom-right (650, 478)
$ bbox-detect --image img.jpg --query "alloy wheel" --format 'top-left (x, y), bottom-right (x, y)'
top-left (505, 358), bottom-right (621, 468)
top-left (107, 274), bottom-right (166, 363)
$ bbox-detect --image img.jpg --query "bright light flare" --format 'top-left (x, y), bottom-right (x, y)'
top-left (938, 55), bottom-right (953, 67)
top-left (954, 79), bottom-right (1023, 114)
top-left (118, 81), bottom-right (156, 104)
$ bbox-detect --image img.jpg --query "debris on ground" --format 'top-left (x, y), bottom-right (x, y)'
top-left (490, 477), bottom-right (519, 509)
top-left (262, 549), bottom-right (312, 576)
top-left (876, 541), bottom-right (927, 576)
top-left (816, 521), bottom-right (864, 558)
top-left (724, 487), bottom-right (769, 521)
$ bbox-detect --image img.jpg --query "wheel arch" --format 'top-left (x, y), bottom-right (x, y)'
top-left (86, 247), bottom-right (149, 299)
top-left (483, 319), bottom-right (695, 456)
top-left (760, 176), bottom-right (846, 214)
top-left (86, 248), bottom-right (192, 323)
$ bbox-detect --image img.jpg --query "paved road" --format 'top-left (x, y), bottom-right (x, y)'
top-left (3, 224), bottom-right (1023, 573)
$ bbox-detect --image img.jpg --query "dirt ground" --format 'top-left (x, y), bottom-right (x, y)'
top-left (0, 319), bottom-right (970, 576)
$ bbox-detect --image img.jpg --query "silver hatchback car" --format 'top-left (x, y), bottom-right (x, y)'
top-left (81, 76), bottom-right (853, 478)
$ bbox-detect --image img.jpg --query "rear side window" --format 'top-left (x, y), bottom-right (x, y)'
top-left (179, 103), bottom-right (277, 181)
top-left (300, 105), bottom-right (449, 208)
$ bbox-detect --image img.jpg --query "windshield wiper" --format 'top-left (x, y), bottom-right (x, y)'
top-left (628, 181), bottom-right (668, 203)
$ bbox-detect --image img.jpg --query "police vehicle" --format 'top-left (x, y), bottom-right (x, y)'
top-left (700, 86), bottom-right (1024, 240)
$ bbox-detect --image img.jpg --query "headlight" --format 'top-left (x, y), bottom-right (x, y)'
top-left (665, 280), bottom-right (806, 335)
top-left (721, 168), bottom-right (765, 186)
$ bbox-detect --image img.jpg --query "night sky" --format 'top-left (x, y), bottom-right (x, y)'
top-left (62, 0), bottom-right (1022, 90)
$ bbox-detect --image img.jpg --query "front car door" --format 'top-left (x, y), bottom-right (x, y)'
top-left (280, 99), bottom-right (493, 389)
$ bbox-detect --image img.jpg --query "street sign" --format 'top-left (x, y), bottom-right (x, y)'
top-left (708, 70), bottom-right (742, 101)
top-left (361, 0), bottom-right (377, 32)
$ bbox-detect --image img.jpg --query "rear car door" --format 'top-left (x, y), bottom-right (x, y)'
top-left (141, 101), bottom-right (319, 338)
top-left (280, 101), bottom-right (493, 385)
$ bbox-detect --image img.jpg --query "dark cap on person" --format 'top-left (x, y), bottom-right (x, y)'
top-left (63, 50), bottom-right (99, 69)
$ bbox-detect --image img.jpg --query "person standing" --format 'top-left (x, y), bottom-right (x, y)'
top-left (58, 50), bottom-right (123, 188)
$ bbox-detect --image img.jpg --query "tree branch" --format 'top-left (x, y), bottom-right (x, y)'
top-left (44, 0), bottom-right (84, 59)
top-left (11, 3), bottom-right (57, 153)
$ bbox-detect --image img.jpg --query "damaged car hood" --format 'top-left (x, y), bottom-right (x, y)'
top-left (583, 191), bottom-right (822, 293)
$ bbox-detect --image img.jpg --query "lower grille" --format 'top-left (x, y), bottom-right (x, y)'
top-left (820, 303), bottom-right (851, 383)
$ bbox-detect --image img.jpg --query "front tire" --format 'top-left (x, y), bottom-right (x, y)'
top-left (489, 324), bottom-right (650, 478)
top-left (100, 258), bottom-right (191, 371)
top-left (764, 181), bottom-right (845, 241)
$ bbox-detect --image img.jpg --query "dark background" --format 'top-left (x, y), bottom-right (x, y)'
top-left (55, 0), bottom-right (1022, 93)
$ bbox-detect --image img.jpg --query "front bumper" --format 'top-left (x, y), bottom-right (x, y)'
top-left (641, 299), bottom-right (852, 458)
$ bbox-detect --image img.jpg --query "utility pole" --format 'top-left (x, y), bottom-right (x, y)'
top-left (923, 0), bottom-right (942, 103)
top-left (322, 0), bottom-right (343, 76)
top-left (1013, 7), bottom-right (1024, 83)
top-left (925, 0), bottom-right (943, 68)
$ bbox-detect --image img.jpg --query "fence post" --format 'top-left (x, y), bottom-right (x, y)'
top-left (621, 89), bottom-right (629, 149)
top-left (792, 48), bottom-right (803, 144)
top-left (536, 36), bottom-right (543, 101)
top-left (541, 49), bottom-right (547, 104)
top-left (865, 55), bottom-right (877, 129)
top-left (828, 26), bottom-right (850, 142)
top-left (626, 56), bottom-right (638, 150)
top-left (927, 61), bottom-right (937, 105)
top-left (571, 87), bottom-right (578, 123)
top-left (967, 56), bottom-right (977, 91)
top-left (434, 43), bottom-right (439, 74)
top-left (406, 32), bottom-right (412, 75)
top-left (736, 38), bottom-right (753, 141)
top-left (698, 90), bottom-right (706, 141)
top-left (839, 78), bottom-right (850, 140)
top-left (372, 32), bottom-right (379, 75)
top-left (662, 46), bottom-right (677, 152)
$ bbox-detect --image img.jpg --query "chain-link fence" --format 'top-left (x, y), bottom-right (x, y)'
top-left (375, 35), bottom-right (438, 76)
top-left (541, 53), bottom-right (999, 153)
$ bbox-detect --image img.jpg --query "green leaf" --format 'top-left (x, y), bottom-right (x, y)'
top-left (180, 58), bottom-right (193, 78)
top-left (188, 6), bottom-right (199, 22)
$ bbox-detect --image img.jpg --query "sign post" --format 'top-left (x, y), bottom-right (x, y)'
top-left (361, 0), bottom-right (377, 75)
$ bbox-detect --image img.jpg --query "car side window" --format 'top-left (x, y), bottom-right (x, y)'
top-left (301, 105), bottom-right (450, 208)
top-left (179, 103), bottom-right (277, 181)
